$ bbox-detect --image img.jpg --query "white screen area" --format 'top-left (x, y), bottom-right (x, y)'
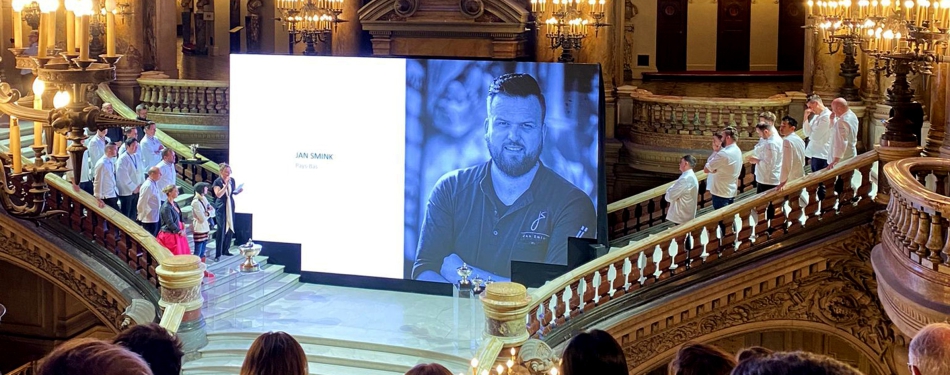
top-left (230, 55), bottom-right (406, 279)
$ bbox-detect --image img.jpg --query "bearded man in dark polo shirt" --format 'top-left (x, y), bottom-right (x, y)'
top-left (412, 73), bottom-right (597, 283)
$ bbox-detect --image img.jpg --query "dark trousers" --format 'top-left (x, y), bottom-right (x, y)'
top-left (712, 195), bottom-right (734, 210)
top-left (102, 197), bottom-right (119, 211)
top-left (118, 194), bottom-right (138, 221)
top-left (757, 183), bottom-right (777, 194)
top-left (142, 222), bottom-right (160, 237)
top-left (215, 218), bottom-right (234, 259)
top-left (811, 158), bottom-right (829, 200)
top-left (79, 181), bottom-right (93, 195)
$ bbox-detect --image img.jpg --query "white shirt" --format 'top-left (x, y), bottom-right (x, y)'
top-left (155, 160), bottom-right (176, 197)
top-left (830, 109), bottom-right (859, 162)
top-left (705, 143), bottom-right (743, 198)
top-left (140, 134), bottom-right (163, 172)
top-left (116, 150), bottom-right (145, 196)
top-left (136, 179), bottom-right (162, 223)
top-left (804, 107), bottom-right (833, 160)
top-left (86, 134), bottom-right (109, 181)
top-left (781, 132), bottom-right (807, 184)
top-left (92, 156), bottom-right (118, 199)
top-left (754, 133), bottom-right (783, 186)
top-left (665, 169), bottom-right (699, 225)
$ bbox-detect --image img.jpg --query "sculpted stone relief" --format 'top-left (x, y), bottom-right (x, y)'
top-left (623, 0), bottom-right (637, 82)
top-left (619, 223), bottom-right (901, 375)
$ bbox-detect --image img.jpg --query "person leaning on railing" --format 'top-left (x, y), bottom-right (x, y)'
top-left (704, 127), bottom-right (743, 209)
top-left (665, 155), bottom-right (699, 225)
top-left (777, 116), bottom-right (808, 208)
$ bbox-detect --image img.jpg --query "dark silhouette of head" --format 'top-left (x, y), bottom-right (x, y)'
top-left (561, 329), bottom-right (628, 375)
top-left (240, 331), bottom-right (308, 375)
top-left (405, 363), bottom-right (454, 375)
top-left (112, 323), bottom-right (184, 375)
top-left (669, 342), bottom-right (737, 375)
top-left (37, 338), bottom-right (153, 375)
top-left (731, 351), bottom-right (863, 375)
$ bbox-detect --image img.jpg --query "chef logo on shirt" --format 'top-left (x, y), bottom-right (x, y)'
top-left (519, 211), bottom-right (551, 246)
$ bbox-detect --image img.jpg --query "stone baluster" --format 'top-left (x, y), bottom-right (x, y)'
top-left (925, 212), bottom-right (945, 269)
top-left (156, 255), bottom-right (208, 354)
top-left (912, 211), bottom-right (930, 259)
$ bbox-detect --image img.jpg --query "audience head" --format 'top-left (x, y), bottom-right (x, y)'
top-left (240, 331), bottom-right (308, 375)
top-left (102, 103), bottom-right (114, 114)
top-left (561, 329), bottom-right (627, 375)
top-left (161, 147), bottom-right (175, 163)
top-left (807, 94), bottom-right (824, 111)
top-left (755, 123), bottom-right (772, 139)
top-left (37, 338), bottom-right (153, 375)
top-left (29, 30), bottom-right (39, 45)
top-left (194, 182), bottom-right (210, 196)
top-left (135, 104), bottom-right (147, 119)
top-left (722, 126), bottom-right (738, 145)
top-left (909, 322), bottom-right (950, 375)
top-left (97, 127), bottom-right (108, 136)
top-left (736, 346), bottom-right (774, 363)
top-left (680, 154), bottom-right (697, 172)
top-left (831, 98), bottom-right (849, 115)
top-left (147, 167), bottom-right (161, 181)
top-left (731, 351), bottom-right (862, 375)
top-left (404, 363), bottom-right (453, 375)
top-left (125, 137), bottom-right (139, 154)
top-left (779, 116), bottom-right (798, 137)
top-left (758, 111), bottom-right (777, 126)
top-left (669, 342), bottom-right (736, 375)
top-left (112, 323), bottom-right (184, 375)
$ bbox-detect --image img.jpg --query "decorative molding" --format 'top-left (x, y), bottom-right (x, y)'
top-left (0, 213), bottom-right (130, 333)
top-left (615, 223), bottom-right (900, 375)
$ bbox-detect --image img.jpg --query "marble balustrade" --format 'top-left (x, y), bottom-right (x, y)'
top-left (137, 78), bottom-right (229, 116)
top-left (883, 158), bottom-right (950, 272)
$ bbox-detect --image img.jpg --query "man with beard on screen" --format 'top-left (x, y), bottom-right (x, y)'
top-left (412, 73), bottom-right (597, 283)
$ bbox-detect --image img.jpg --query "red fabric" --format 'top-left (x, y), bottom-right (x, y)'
top-left (157, 222), bottom-right (192, 256)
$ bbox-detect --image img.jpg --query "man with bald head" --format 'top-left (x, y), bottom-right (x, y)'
top-left (828, 97), bottom-right (858, 169)
top-left (909, 323), bottom-right (950, 375)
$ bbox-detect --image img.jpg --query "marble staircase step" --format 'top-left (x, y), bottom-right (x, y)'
top-left (203, 273), bottom-right (300, 322)
top-left (205, 253), bottom-right (267, 275)
top-left (201, 263), bottom-right (284, 298)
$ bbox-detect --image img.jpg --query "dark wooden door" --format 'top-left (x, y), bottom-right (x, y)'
top-left (230, 0), bottom-right (242, 53)
top-left (655, 0), bottom-right (688, 72)
top-left (777, 0), bottom-right (806, 71)
top-left (716, 0), bottom-right (751, 71)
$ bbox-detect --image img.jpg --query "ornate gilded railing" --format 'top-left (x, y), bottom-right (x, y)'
top-left (883, 158), bottom-right (950, 271)
top-left (137, 78), bottom-right (229, 117)
top-left (528, 151), bottom-right (879, 338)
top-left (97, 84), bottom-right (221, 187)
top-left (628, 89), bottom-right (792, 137)
top-left (45, 175), bottom-right (172, 287)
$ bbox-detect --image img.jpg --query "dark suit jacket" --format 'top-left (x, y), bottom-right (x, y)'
top-left (160, 201), bottom-right (182, 234)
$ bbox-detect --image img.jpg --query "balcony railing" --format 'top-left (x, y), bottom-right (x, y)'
top-left (137, 78), bottom-right (229, 117)
top-left (528, 151), bottom-right (879, 338)
top-left (883, 158), bottom-right (950, 271)
top-left (628, 89), bottom-right (793, 137)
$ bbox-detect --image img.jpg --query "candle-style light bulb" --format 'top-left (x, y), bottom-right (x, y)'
top-left (496, 364), bottom-right (504, 374)
top-left (53, 91), bottom-right (71, 109)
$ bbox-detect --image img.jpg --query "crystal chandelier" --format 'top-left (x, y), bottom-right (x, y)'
top-left (530, 0), bottom-right (609, 63)
top-left (276, 0), bottom-right (345, 55)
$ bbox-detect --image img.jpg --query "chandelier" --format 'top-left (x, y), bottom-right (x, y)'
top-left (276, 0), bottom-right (344, 56)
top-left (530, 0), bottom-right (609, 63)
top-left (809, 0), bottom-right (866, 100)
top-left (0, 0), bottom-right (143, 221)
top-left (808, 0), bottom-right (950, 147)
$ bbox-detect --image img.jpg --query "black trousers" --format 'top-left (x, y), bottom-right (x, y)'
top-left (79, 181), bottom-right (94, 195)
top-left (118, 194), bottom-right (138, 221)
top-left (102, 197), bottom-right (119, 211)
top-left (142, 222), bottom-right (160, 237)
top-left (215, 216), bottom-right (234, 258)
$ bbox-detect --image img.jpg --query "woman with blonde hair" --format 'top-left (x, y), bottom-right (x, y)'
top-left (240, 331), bottom-right (308, 375)
top-left (156, 185), bottom-right (191, 256)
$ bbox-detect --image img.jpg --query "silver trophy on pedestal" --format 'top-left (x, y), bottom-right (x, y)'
top-left (457, 263), bottom-right (473, 287)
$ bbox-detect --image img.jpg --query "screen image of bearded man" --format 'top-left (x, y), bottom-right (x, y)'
top-left (411, 73), bottom-right (597, 283)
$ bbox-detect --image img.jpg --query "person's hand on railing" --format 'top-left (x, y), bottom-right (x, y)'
top-left (72, 183), bottom-right (80, 192)
top-left (97, 199), bottom-right (106, 208)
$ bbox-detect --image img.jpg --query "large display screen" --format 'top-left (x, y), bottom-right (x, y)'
top-left (230, 54), bottom-right (603, 284)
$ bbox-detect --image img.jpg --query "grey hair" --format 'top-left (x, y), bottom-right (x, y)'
top-left (910, 323), bottom-right (950, 375)
top-left (807, 94), bottom-right (822, 103)
top-left (135, 103), bottom-right (147, 112)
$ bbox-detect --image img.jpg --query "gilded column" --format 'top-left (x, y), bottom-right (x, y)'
top-left (480, 282), bottom-right (531, 348)
top-left (156, 255), bottom-right (208, 354)
top-left (928, 63), bottom-right (947, 156)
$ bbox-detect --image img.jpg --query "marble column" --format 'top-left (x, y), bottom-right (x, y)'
top-left (156, 255), bottom-right (208, 354)
top-left (154, 0), bottom-right (179, 77)
top-left (928, 64), bottom-right (948, 157)
top-left (480, 282), bottom-right (531, 348)
top-left (811, 32), bottom-right (845, 98)
top-left (332, 0), bottom-right (362, 56)
top-left (111, 0), bottom-right (146, 107)
top-left (803, 20), bottom-right (815, 94)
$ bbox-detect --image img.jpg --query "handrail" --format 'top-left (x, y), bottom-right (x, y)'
top-left (6, 360), bottom-right (38, 375)
top-left (527, 150), bottom-right (879, 338)
top-left (607, 130), bottom-right (805, 241)
top-left (136, 78), bottom-right (229, 117)
top-left (45, 174), bottom-right (172, 287)
top-left (883, 157), bottom-right (950, 272)
top-left (137, 78), bottom-right (229, 88)
top-left (97, 83), bottom-right (222, 181)
top-left (159, 303), bottom-right (186, 334)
